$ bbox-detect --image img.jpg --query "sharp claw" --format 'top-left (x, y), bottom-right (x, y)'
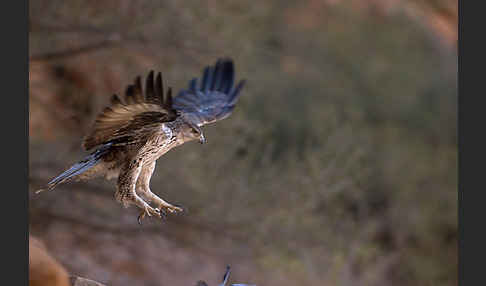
top-left (158, 208), bottom-right (167, 219)
top-left (173, 203), bottom-right (186, 214)
top-left (138, 208), bottom-right (148, 224)
top-left (155, 203), bottom-right (184, 218)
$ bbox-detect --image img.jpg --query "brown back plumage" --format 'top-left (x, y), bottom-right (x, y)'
top-left (83, 71), bottom-right (177, 150)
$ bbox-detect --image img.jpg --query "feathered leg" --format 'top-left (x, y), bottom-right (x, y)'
top-left (116, 158), bottom-right (161, 223)
top-left (136, 161), bottom-right (183, 215)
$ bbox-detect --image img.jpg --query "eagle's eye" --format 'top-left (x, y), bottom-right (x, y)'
top-left (191, 128), bottom-right (199, 135)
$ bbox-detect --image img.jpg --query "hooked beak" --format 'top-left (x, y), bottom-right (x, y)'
top-left (199, 133), bottom-right (206, 144)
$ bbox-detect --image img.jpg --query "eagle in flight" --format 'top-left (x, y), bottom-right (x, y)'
top-left (37, 58), bottom-right (245, 223)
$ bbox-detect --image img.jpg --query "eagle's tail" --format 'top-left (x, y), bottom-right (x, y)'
top-left (35, 143), bottom-right (112, 194)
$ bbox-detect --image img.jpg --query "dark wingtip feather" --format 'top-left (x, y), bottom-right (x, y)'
top-left (199, 58), bottom-right (235, 94)
top-left (229, 79), bottom-right (246, 105)
top-left (221, 60), bottom-right (234, 94)
top-left (210, 59), bottom-right (224, 91)
top-left (124, 85), bottom-right (136, 103)
top-left (189, 78), bottom-right (198, 93)
top-left (166, 87), bottom-right (173, 108)
top-left (111, 94), bottom-right (122, 105)
top-left (155, 72), bottom-right (164, 104)
top-left (201, 67), bottom-right (211, 91)
top-left (147, 70), bottom-right (154, 79)
top-left (145, 70), bottom-right (155, 100)
top-left (134, 76), bottom-right (142, 94)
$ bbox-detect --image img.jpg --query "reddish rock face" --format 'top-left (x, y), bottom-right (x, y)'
top-left (29, 236), bottom-right (70, 286)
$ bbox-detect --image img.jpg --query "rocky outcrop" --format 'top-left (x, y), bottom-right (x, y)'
top-left (29, 236), bottom-right (70, 286)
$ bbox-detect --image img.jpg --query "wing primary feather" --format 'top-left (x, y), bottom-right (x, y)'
top-left (133, 76), bottom-right (143, 101)
top-left (211, 59), bottom-right (223, 91)
top-left (165, 87), bottom-right (173, 108)
top-left (110, 94), bottom-right (122, 105)
top-left (228, 80), bottom-right (246, 106)
top-left (221, 60), bottom-right (234, 93)
top-left (189, 78), bottom-right (198, 93)
top-left (145, 70), bottom-right (155, 101)
top-left (155, 72), bottom-right (164, 104)
top-left (201, 67), bottom-right (210, 91)
top-left (125, 85), bottom-right (136, 104)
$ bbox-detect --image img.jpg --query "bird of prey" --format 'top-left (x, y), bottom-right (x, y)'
top-left (37, 58), bottom-right (245, 223)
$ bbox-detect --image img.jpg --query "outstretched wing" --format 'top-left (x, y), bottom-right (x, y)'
top-left (173, 58), bottom-right (245, 126)
top-left (83, 71), bottom-right (177, 150)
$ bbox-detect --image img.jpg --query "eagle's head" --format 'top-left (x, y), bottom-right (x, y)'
top-left (179, 114), bottom-right (206, 144)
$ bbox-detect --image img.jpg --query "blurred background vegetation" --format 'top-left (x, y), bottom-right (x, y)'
top-left (29, 1), bottom-right (457, 285)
